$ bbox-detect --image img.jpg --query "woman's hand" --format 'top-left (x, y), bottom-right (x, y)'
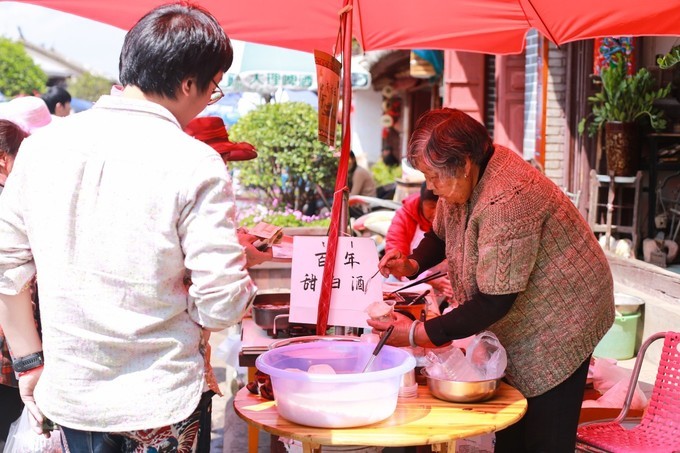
top-left (366, 312), bottom-right (413, 347)
top-left (237, 230), bottom-right (273, 268)
top-left (378, 250), bottom-right (419, 279)
top-left (429, 276), bottom-right (453, 298)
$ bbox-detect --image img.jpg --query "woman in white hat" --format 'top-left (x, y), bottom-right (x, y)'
top-left (0, 119), bottom-right (29, 450)
top-left (0, 120), bottom-right (27, 194)
top-left (0, 96), bottom-right (52, 135)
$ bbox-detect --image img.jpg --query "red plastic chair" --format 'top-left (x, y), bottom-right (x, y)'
top-left (576, 331), bottom-right (680, 453)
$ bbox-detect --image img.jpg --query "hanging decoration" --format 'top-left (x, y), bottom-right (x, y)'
top-left (315, 50), bottom-right (342, 146)
top-left (380, 89), bottom-right (402, 166)
top-left (593, 37), bottom-right (637, 76)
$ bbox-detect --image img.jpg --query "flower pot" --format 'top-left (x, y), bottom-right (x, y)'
top-left (604, 121), bottom-right (639, 176)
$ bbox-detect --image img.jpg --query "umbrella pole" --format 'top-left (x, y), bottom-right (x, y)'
top-left (315, 0), bottom-right (354, 335)
top-left (339, 0), bottom-right (353, 234)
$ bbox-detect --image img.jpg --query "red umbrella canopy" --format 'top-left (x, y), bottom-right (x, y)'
top-left (5, 0), bottom-right (680, 54)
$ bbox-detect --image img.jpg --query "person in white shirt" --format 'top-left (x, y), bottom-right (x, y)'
top-left (0, 3), bottom-right (256, 452)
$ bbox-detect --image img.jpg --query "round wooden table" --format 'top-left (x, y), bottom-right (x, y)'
top-left (234, 382), bottom-right (527, 453)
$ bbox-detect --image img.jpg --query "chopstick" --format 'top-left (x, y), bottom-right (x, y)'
top-left (406, 289), bottom-right (430, 305)
top-left (387, 271), bottom-right (446, 295)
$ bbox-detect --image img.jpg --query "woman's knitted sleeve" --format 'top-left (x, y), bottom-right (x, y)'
top-left (424, 292), bottom-right (517, 344)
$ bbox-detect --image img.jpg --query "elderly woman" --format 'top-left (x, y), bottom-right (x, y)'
top-left (367, 108), bottom-right (614, 452)
top-left (0, 120), bottom-right (28, 450)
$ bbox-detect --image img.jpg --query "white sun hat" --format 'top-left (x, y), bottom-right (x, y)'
top-left (0, 96), bottom-right (52, 134)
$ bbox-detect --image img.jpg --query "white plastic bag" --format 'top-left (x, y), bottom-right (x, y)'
top-left (583, 357), bottom-right (649, 411)
top-left (590, 357), bottom-right (629, 393)
top-left (3, 407), bottom-right (61, 453)
top-left (466, 331), bottom-right (507, 380)
top-left (582, 378), bottom-right (648, 411)
top-left (425, 331), bottom-right (507, 381)
top-left (426, 346), bottom-right (477, 380)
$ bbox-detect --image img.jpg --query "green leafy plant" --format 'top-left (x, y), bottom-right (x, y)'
top-left (657, 45), bottom-right (680, 70)
top-left (578, 56), bottom-right (671, 137)
top-left (238, 205), bottom-right (330, 229)
top-left (68, 72), bottom-right (116, 102)
top-left (0, 38), bottom-right (47, 97)
top-left (371, 159), bottom-right (401, 187)
top-left (230, 102), bottom-right (338, 216)
top-left (657, 45), bottom-right (680, 104)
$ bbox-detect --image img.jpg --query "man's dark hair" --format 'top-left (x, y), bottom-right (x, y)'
top-left (41, 86), bottom-right (72, 114)
top-left (119, 2), bottom-right (233, 99)
top-left (408, 108), bottom-right (493, 178)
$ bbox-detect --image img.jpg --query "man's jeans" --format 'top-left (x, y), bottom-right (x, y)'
top-left (60, 427), bottom-right (124, 453)
top-left (59, 391), bottom-right (214, 452)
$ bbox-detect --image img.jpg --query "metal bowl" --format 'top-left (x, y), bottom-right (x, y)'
top-left (614, 293), bottom-right (644, 315)
top-left (251, 292), bottom-right (290, 330)
top-left (394, 304), bottom-right (427, 321)
top-left (421, 369), bottom-right (502, 403)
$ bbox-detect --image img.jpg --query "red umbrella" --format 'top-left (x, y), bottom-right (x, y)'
top-left (4, 0), bottom-right (680, 54)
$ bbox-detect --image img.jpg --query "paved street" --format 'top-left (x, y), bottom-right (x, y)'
top-left (209, 325), bottom-right (271, 453)
top-left (207, 327), bottom-right (234, 453)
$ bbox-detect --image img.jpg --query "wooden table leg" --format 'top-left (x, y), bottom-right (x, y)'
top-left (301, 442), bottom-right (322, 453)
top-left (247, 366), bottom-right (259, 453)
top-left (431, 440), bottom-right (456, 453)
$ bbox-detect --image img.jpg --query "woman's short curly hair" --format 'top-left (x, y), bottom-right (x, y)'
top-left (407, 108), bottom-right (493, 177)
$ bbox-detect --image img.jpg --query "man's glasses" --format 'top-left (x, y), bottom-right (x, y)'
top-left (208, 80), bottom-right (224, 105)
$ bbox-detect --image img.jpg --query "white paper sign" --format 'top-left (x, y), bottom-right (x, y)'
top-left (289, 236), bottom-right (382, 328)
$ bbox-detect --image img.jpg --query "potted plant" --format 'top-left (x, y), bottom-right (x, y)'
top-left (657, 45), bottom-right (680, 69)
top-left (657, 45), bottom-right (680, 104)
top-left (579, 56), bottom-right (671, 176)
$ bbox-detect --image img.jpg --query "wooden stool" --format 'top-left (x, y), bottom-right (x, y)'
top-left (587, 170), bottom-right (642, 255)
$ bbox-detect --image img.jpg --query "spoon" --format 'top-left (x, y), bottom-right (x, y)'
top-left (363, 269), bottom-right (381, 294)
top-left (362, 325), bottom-right (395, 372)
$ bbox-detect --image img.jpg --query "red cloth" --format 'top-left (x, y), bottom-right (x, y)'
top-left (184, 117), bottom-right (257, 161)
top-left (385, 193), bottom-right (431, 256)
